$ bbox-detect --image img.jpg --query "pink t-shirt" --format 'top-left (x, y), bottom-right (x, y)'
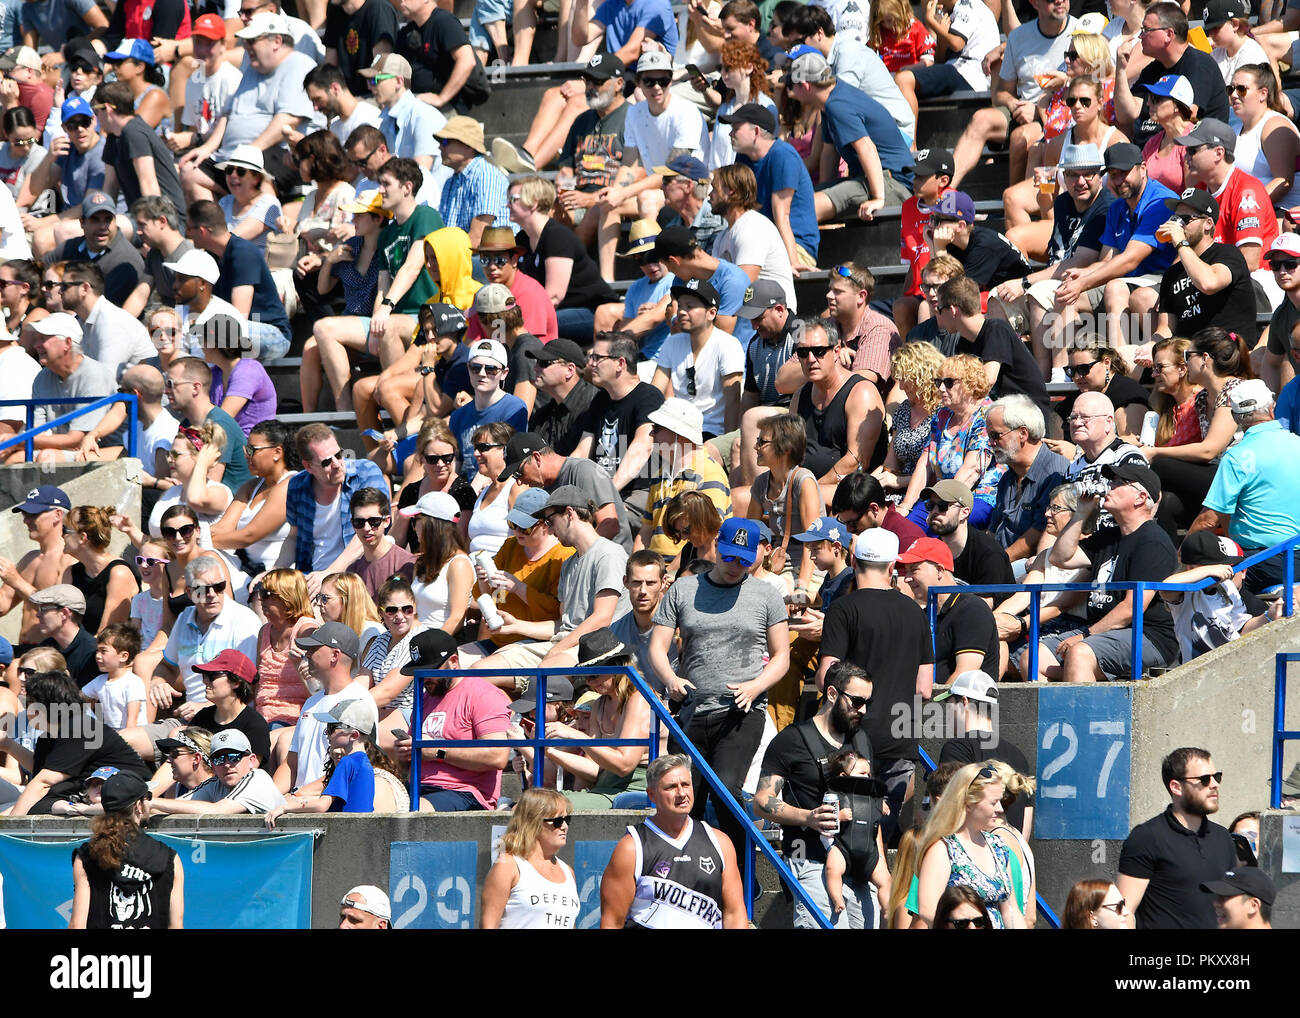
top-left (466, 270), bottom-right (558, 344)
top-left (419, 676), bottom-right (513, 807)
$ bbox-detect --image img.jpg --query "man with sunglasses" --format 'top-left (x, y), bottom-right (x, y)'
top-left (447, 339), bottom-right (528, 481)
top-left (527, 339), bottom-right (597, 456)
top-left (1152, 187), bottom-right (1256, 344)
top-left (755, 661), bottom-right (886, 928)
top-left (465, 227), bottom-right (557, 345)
top-left (59, 260), bottom-right (155, 381)
top-left (432, 115), bottom-right (509, 248)
top-left (151, 728), bottom-right (285, 816)
top-left (345, 487), bottom-right (415, 598)
top-left (363, 53), bottom-right (446, 176)
top-left (0, 486), bottom-right (75, 645)
top-left (656, 156), bottom-right (725, 256)
top-left (1117, 746), bottom-right (1236, 929)
top-left (22, 96), bottom-right (106, 257)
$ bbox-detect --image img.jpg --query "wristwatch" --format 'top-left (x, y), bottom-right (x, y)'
top-left (417, 365), bottom-right (436, 376)
top-left (380, 296), bottom-right (396, 308)
top-left (1176, 240), bottom-right (1191, 249)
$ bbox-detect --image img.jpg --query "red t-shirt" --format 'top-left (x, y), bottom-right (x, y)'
top-left (465, 269), bottom-right (559, 343)
top-left (874, 20), bottom-right (936, 73)
top-left (17, 82), bottom-right (53, 134)
top-left (419, 675), bottom-right (512, 807)
top-left (902, 188), bottom-right (954, 297)
top-left (1207, 167), bottom-right (1278, 253)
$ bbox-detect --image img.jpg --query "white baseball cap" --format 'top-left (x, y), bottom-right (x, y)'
top-left (235, 10), bottom-right (292, 38)
top-left (466, 338), bottom-right (508, 370)
top-left (398, 490), bottom-right (461, 522)
top-left (164, 248), bottom-right (221, 285)
top-left (933, 669), bottom-right (999, 705)
top-left (29, 312), bottom-right (84, 341)
top-left (1228, 378), bottom-right (1274, 415)
top-left (341, 885), bottom-right (391, 922)
top-left (853, 528), bottom-right (899, 564)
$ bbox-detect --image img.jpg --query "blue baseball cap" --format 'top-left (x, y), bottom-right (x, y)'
top-left (81, 189), bottom-right (115, 218)
top-left (105, 38), bottom-right (155, 65)
top-left (920, 190), bottom-right (976, 224)
top-left (12, 484), bottom-right (71, 514)
top-left (654, 155), bottom-right (710, 182)
top-left (506, 487), bottom-right (549, 529)
top-left (794, 516), bottom-right (849, 545)
top-left (61, 96), bottom-right (94, 122)
top-left (717, 518), bottom-right (759, 567)
top-left (0, 636), bottom-right (12, 666)
top-left (88, 766), bottom-right (120, 783)
top-left (786, 44), bottom-right (821, 61)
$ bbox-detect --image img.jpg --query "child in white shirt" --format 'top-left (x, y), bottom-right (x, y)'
top-left (82, 622), bottom-right (147, 730)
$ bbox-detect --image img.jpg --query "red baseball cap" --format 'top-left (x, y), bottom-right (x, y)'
top-left (193, 649), bottom-right (256, 683)
top-left (896, 537), bottom-right (955, 571)
top-left (192, 13), bottom-right (227, 40)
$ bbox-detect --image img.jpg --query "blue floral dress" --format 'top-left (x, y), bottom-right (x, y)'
top-left (925, 399), bottom-right (1006, 510)
top-left (943, 832), bottom-right (1013, 928)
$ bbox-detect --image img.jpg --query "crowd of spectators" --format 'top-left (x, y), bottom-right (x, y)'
top-left (0, 0), bottom-right (1293, 932)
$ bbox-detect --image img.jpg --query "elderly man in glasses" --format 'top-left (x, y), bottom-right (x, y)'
top-left (1056, 390), bottom-right (1147, 533)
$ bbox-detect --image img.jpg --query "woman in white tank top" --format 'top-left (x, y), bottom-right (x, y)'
top-left (1229, 64), bottom-right (1300, 212)
top-left (210, 421), bottom-right (297, 576)
top-left (403, 493), bottom-right (475, 630)
top-left (481, 788), bottom-right (581, 930)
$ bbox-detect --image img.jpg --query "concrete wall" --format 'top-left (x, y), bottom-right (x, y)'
top-left (1259, 811), bottom-right (1300, 928)
top-left (0, 459), bottom-right (142, 643)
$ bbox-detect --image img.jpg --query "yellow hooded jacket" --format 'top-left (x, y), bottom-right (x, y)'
top-left (422, 227), bottom-right (481, 312)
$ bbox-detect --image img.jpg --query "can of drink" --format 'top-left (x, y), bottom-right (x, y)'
top-left (477, 593), bottom-right (504, 631)
top-left (474, 550), bottom-right (496, 576)
top-left (822, 792), bottom-right (841, 835)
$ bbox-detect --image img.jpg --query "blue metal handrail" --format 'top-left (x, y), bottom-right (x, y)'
top-left (409, 665), bottom-right (836, 928)
top-left (915, 746), bottom-right (1061, 929)
top-left (0, 395), bottom-right (139, 462)
top-left (1271, 653), bottom-right (1300, 808)
top-left (927, 533), bottom-right (1300, 681)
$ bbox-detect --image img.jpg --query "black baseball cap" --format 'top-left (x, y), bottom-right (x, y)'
top-left (425, 303), bottom-right (467, 336)
top-left (101, 773), bottom-right (151, 813)
top-left (1175, 118), bottom-right (1237, 155)
top-left (654, 226), bottom-right (698, 259)
top-left (913, 147), bottom-right (955, 178)
top-left (737, 278), bottom-right (785, 319)
top-left (670, 277), bottom-right (720, 308)
top-left (1200, 868), bottom-right (1276, 905)
top-left (1163, 186), bottom-right (1220, 221)
top-left (296, 620), bottom-right (361, 661)
top-left (400, 629), bottom-right (459, 675)
top-left (498, 431), bottom-right (551, 482)
top-left (581, 52), bottom-right (624, 80)
top-left (1179, 532), bottom-right (1244, 567)
top-left (1103, 142), bottom-right (1144, 172)
top-left (718, 102), bottom-right (777, 134)
top-left (526, 338), bottom-right (586, 366)
top-left (1201, 0), bottom-right (1249, 29)
top-left (1101, 461), bottom-right (1162, 500)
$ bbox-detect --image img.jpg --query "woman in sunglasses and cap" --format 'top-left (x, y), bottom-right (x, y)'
top-left (480, 786), bottom-right (579, 929)
top-left (70, 772), bottom-right (184, 929)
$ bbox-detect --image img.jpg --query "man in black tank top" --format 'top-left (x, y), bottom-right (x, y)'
top-left (600, 754), bottom-right (746, 929)
top-left (789, 317), bottom-right (886, 504)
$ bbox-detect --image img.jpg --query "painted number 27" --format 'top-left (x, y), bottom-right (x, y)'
top-left (1040, 721), bottom-right (1124, 800)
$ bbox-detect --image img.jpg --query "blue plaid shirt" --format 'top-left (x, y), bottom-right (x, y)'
top-left (285, 458), bottom-right (389, 571)
top-left (440, 156), bottom-right (510, 234)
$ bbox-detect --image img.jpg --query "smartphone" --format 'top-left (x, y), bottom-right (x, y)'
top-left (390, 728), bottom-right (409, 740)
top-left (363, 428), bottom-right (385, 441)
top-left (686, 63), bottom-right (704, 79)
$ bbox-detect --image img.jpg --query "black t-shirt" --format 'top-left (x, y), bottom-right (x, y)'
top-left (759, 719), bottom-right (874, 864)
top-left (952, 527), bottom-right (1015, 601)
top-left (325, 0), bottom-right (401, 95)
top-left (107, 117), bottom-right (186, 226)
top-left (938, 736), bottom-right (1034, 832)
top-left (1118, 805), bottom-right (1236, 929)
top-left (1055, 372), bottom-right (1152, 424)
top-left (1267, 294), bottom-right (1300, 356)
top-left (520, 220), bottom-right (619, 311)
top-left (1157, 242), bottom-right (1255, 340)
top-left (1132, 47), bottom-right (1231, 147)
top-left (949, 226), bottom-right (1030, 290)
top-left (906, 316), bottom-right (960, 357)
top-left (33, 724), bottom-right (152, 804)
top-left (1080, 518), bottom-right (1179, 662)
top-left (821, 588), bottom-right (935, 759)
top-left (506, 332), bottom-right (544, 394)
top-left (933, 592), bottom-right (999, 683)
top-left (958, 319), bottom-right (1050, 416)
top-left (190, 703), bottom-right (273, 773)
top-left (531, 378), bottom-right (598, 456)
top-left (581, 381), bottom-right (664, 494)
top-left (44, 628), bottom-right (98, 686)
top-left (1047, 188), bottom-right (1115, 262)
top-left (397, 8), bottom-right (490, 111)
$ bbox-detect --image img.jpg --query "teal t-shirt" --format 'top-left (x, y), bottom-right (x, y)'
top-left (380, 204), bottom-right (445, 315)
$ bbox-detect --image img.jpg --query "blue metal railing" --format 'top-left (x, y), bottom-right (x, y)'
top-left (915, 746), bottom-right (1060, 929)
top-left (409, 666), bottom-right (836, 928)
top-left (1271, 653), bottom-right (1300, 808)
top-left (0, 395), bottom-right (139, 462)
top-left (927, 533), bottom-right (1300, 681)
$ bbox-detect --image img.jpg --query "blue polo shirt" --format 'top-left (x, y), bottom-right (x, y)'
top-left (989, 442), bottom-right (1070, 548)
top-left (593, 0), bottom-right (679, 53)
top-left (1277, 377), bottom-right (1300, 437)
top-left (1203, 420), bottom-right (1300, 549)
top-left (380, 90), bottom-right (446, 162)
top-left (740, 138), bottom-right (819, 257)
top-left (819, 80), bottom-right (913, 190)
top-left (1099, 177), bottom-right (1179, 276)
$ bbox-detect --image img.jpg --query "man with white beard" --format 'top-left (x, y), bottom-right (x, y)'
top-left (985, 394), bottom-right (1070, 566)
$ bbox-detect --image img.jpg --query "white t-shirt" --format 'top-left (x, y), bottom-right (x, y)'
top-left (1000, 15), bottom-right (1080, 103)
top-left (184, 61), bottom-right (242, 136)
top-left (714, 210), bottom-right (796, 311)
top-left (82, 672), bottom-right (148, 730)
top-left (814, 0), bottom-right (870, 45)
top-left (0, 184), bottom-right (31, 260)
top-left (623, 96), bottom-right (707, 170)
top-left (290, 681), bottom-right (369, 787)
top-left (183, 767), bottom-right (285, 813)
top-left (138, 408), bottom-right (181, 475)
top-left (949, 0), bottom-right (1004, 90)
top-left (311, 488), bottom-right (345, 571)
top-left (654, 326), bottom-right (746, 436)
top-left (328, 101), bottom-right (382, 148)
top-left (1213, 38), bottom-right (1270, 83)
top-left (0, 343), bottom-right (42, 422)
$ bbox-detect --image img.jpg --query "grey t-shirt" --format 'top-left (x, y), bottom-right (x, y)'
top-left (183, 768), bottom-right (285, 814)
top-left (144, 238), bottom-right (195, 305)
top-left (21, 0), bottom-right (97, 48)
top-left (219, 50), bottom-right (322, 159)
top-left (557, 536), bottom-right (628, 635)
top-left (654, 572), bottom-right (786, 715)
top-left (611, 609), bottom-right (677, 695)
top-left (556, 456), bottom-right (633, 552)
top-left (32, 354), bottom-right (119, 438)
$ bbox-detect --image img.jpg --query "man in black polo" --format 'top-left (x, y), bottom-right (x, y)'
top-left (1116, 746), bottom-right (1236, 929)
top-left (527, 339), bottom-right (597, 456)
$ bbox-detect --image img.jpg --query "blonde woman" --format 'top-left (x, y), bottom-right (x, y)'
top-left (147, 422), bottom-right (232, 535)
top-left (987, 759), bottom-right (1038, 926)
top-left (61, 505), bottom-right (140, 633)
top-left (874, 341), bottom-right (944, 494)
top-left (480, 786), bottom-right (579, 929)
top-left (912, 761), bottom-right (1025, 929)
top-left (253, 569), bottom-right (319, 728)
top-left (315, 572), bottom-right (384, 678)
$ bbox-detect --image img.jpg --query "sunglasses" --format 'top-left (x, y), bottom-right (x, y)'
top-left (163, 749), bottom-right (197, 761)
top-left (351, 516), bottom-right (387, 530)
top-left (18, 665), bottom-right (37, 678)
top-left (134, 555), bottom-right (170, 567)
top-left (226, 166), bottom-right (257, 178)
top-left (317, 451), bottom-right (344, 468)
top-left (947, 916), bottom-right (993, 929)
top-left (640, 75), bottom-right (671, 88)
top-left (1271, 258), bottom-right (1300, 272)
top-left (1226, 83), bottom-right (1252, 97)
top-left (469, 363), bottom-right (503, 375)
top-left (245, 443), bottom-right (276, 455)
top-left (924, 499), bottom-right (954, 513)
top-left (1066, 359), bottom-right (1101, 377)
top-left (160, 523), bottom-right (197, 540)
top-left (211, 751), bottom-right (249, 765)
top-left (509, 520), bottom-right (540, 535)
top-left (542, 815), bottom-right (571, 828)
top-left (325, 722), bottom-right (353, 735)
top-left (383, 604), bottom-right (416, 616)
top-left (1100, 898), bottom-right (1127, 915)
top-left (473, 441), bottom-right (504, 452)
top-left (191, 581), bottom-right (227, 598)
top-left (1182, 771), bottom-right (1223, 786)
top-left (424, 452), bottom-right (456, 465)
top-left (1064, 95), bottom-right (1093, 108)
top-left (351, 145), bottom-right (380, 168)
top-left (65, 117), bottom-right (93, 131)
top-left (933, 376), bottom-right (960, 388)
top-left (1064, 48), bottom-right (1080, 59)
top-left (478, 253), bottom-right (512, 267)
top-left (636, 252), bottom-right (659, 266)
top-left (685, 363), bottom-right (697, 397)
top-left (795, 345), bottom-right (833, 359)
top-left (838, 691), bottom-right (871, 711)
top-left (200, 671), bottom-right (230, 685)
top-left (370, 73), bottom-right (397, 83)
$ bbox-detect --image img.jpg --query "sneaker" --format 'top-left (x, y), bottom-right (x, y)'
top-left (491, 138), bottom-right (535, 174)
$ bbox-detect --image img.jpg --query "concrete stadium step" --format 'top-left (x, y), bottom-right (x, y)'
top-left (818, 199), bottom-right (1005, 267)
top-left (915, 90), bottom-right (993, 152)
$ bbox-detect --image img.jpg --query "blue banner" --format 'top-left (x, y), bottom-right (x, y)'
top-left (1035, 686), bottom-right (1133, 840)
top-left (573, 840), bottom-right (619, 930)
top-left (0, 832), bottom-right (314, 929)
top-left (389, 840), bottom-right (478, 929)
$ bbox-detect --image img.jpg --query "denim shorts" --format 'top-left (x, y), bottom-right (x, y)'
top-left (421, 787), bottom-right (485, 812)
top-left (469, 0), bottom-right (510, 49)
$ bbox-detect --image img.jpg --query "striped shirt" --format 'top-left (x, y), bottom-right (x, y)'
top-left (643, 448), bottom-right (732, 560)
top-left (439, 155), bottom-right (510, 234)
